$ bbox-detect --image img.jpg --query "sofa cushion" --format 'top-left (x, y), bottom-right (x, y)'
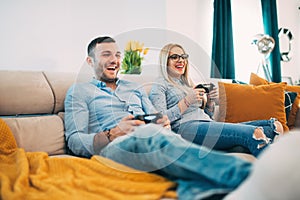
top-left (250, 73), bottom-right (300, 130)
top-left (0, 71), bottom-right (54, 115)
top-left (2, 115), bottom-right (66, 155)
top-left (218, 82), bottom-right (288, 131)
top-left (43, 71), bottom-right (76, 114)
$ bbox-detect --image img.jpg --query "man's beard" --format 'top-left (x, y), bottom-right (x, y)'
top-left (100, 73), bottom-right (118, 83)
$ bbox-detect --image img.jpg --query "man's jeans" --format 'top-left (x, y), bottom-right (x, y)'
top-left (100, 124), bottom-right (252, 200)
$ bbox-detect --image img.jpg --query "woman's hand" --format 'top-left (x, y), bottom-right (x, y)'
top-left (207, 86), bottom-right (219, 105)
top-left (185, 88), bottom-right (207, 108)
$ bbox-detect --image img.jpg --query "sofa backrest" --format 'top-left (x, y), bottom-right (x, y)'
top-left (0, 71), bottom-right (55, 115)
top-left (0, 70), bottom-right (157, 116)
top-left (0, 70), bottom-right (77, 116)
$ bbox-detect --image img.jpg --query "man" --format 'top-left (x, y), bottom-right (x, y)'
top-left (64, 36), bottom-right (251, 199)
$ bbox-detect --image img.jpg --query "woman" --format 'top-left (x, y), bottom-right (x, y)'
top-left (149, 43), bottom-right (283, 157)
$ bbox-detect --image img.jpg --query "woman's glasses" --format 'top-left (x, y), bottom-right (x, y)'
top-left (168, 54), bottom-right (189, 61)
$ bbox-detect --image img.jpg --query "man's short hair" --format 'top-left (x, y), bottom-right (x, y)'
top-left (87, 36), bottom-right (116, 56)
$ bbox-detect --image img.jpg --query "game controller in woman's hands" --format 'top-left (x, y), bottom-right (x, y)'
top-left (134, 113), bottom-right (163, 124)
top-left (194, 83), bottom-right (215, 93)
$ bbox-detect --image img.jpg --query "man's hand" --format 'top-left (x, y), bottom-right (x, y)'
top-left (156, 115), bottom-right (171, 129)
top-left (109, 115), bottom-right (145, 141)
top-left (93, 115), bottom-right (145, 154)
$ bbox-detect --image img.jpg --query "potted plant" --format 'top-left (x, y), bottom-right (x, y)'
top-left (121, 40), bottom-right (149, 74)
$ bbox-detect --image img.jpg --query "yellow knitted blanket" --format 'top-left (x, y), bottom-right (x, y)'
top-left (0, 118), bottom-right (177, 200)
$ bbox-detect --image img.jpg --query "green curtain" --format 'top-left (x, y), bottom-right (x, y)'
top-left (211, 0), bottom-right (235, 79)
top-left (261, 0), bottom-right (281, 82)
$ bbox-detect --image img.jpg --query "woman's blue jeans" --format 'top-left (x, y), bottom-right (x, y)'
top-left (174, 119), bottom-right (278, 157)
top-left (100, 124), bottom-right (252, 200)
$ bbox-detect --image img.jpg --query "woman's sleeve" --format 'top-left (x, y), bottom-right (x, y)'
top-left (149, 83), bottom-right (182, 123)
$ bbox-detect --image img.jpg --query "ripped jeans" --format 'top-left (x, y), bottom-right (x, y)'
top-left (174, 118), bottom-right (279, 157)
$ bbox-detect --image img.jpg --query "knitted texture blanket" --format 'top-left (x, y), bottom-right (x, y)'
top-left (0, 118), bottom-right (177, 200)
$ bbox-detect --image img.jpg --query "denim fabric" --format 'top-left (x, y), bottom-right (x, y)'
top-left (175, 119), bottom-right (278, 157)
top-left (149, 77), bottom-right (278, 157)
top-left (100, 124), bottom-right (252, 200)
top-left (241, 118), bottom-right (277, 139)
top-left (64, 79), bottom-right (157, 157)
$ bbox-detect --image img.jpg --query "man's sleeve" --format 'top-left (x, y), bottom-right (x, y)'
top-left (64, 84), bottom-right (96, 157)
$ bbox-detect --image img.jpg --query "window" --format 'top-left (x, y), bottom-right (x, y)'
top-left (231, 0), bottom-right (264, 82)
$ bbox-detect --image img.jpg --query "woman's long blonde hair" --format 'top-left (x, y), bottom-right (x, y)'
top-left (159, 43), bottom-right (194, 88)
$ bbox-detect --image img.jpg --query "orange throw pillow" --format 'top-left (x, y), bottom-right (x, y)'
top-left (250, 73), bottom-right (300, 130)
top-left (249, 73), bottom-right (300, 94)
top-left (249, 73), bottom-right (300, 93)
top-left (218, 82), bottom-right (288, 131)
top-left (249, 73), bottom-right (269, 85)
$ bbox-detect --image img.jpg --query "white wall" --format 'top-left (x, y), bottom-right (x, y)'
top-left (0, 0), bottom-right (299, 83)
top-left (231, 0), bottom-right (264, 83)
top-left (0, 0), bottom-right (167, 72)
top-left (165, 0), bottom-right (214, 82)
top-left (277, 0), bottom-right (300, 84)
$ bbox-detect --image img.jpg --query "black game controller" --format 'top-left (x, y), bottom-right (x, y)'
top-left (134, 113), bottom-right (163, 124)
top-left (195, 83), bottom-right (215, 93)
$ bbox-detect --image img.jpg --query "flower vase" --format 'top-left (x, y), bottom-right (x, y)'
top-left (121, 40), bottom-right (149, 75)
top-left (127, 65), bottom-right (142, 75)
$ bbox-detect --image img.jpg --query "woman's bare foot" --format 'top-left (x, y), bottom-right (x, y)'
top-left (273, 120), bottom-right (284, 143)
